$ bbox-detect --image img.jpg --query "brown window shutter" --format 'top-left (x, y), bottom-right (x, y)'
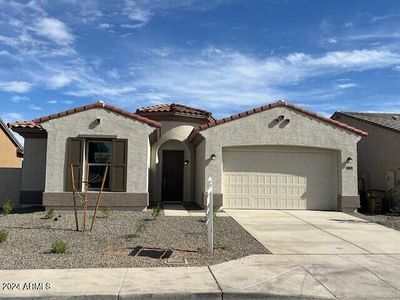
top-left (110, 139), bottom-right (127, 192)
top-left (66, 138), bottom-right (83, 192)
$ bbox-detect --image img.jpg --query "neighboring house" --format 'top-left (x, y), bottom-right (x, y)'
top-left (332, 112), bottom-right (400, 196)
top-left (0, 118), bottom-right (23, 206)
top-left (0, 118), bottom-right (23, 167)
top-left (9, 101), bottom-right (366, 212)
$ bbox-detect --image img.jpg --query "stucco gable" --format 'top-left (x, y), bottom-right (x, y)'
top-left (189, 101), bottom-right (367, 143)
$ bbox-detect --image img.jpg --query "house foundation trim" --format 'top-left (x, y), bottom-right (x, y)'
top-left (43, 192), bottom-right (148, 210)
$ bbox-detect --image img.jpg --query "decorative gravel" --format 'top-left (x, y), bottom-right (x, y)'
top-left (0, 210), bottom-right (269, 269)
top-left (349, 212), bottom-right (400, 232)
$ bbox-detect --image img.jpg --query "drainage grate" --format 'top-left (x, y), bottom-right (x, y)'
top-left (130, 246), bottom-right (172, 259)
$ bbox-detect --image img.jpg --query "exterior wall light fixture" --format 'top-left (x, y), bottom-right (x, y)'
top-left (211, 154), bottom-right (216, 160)
top-left (184, 160), bottom-right (189, 165)
top-left (346, 157), bottom-right (352, 164)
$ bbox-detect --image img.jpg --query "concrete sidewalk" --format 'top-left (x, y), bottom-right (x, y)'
top-left (2, 254), bottom-right (400, 299)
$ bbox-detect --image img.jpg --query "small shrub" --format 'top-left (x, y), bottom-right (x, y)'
top-left (151, 203), bottom-right (161, 220)
top-left (51, 241), bottom-right (68, 254)
top-left (213, 205), bottom-right (219, 222)
top-left (133, 220), bottom-right (146, 237)
top-left (44, 209), bottom-right (55, 220)
top-left (102, 206), bottom-right (112, 218)
top-left (387, 208), bottom-right (400, 228)
top-left (0, 230), bottom-right (9, 243)
top-left (214, 241), bottom-right (227, 251)
top-left (1, 202), bottom-right (12, 215)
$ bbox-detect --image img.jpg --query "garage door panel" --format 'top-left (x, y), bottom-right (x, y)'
top-left (223, 149), bottom-right (337, 210)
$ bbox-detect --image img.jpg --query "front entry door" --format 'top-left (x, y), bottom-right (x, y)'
top-left (162, 150), bottom-right (184, 202)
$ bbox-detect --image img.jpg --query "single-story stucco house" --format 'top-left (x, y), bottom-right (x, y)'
top-left (9, 100), bottom-right (367, 212)
top-left (332, 112), bottom-right (400, 200)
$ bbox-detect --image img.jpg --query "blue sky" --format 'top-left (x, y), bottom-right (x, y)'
top-left (1, 0), bottom-right (400, 130)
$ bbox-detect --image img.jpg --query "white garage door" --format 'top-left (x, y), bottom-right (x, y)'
top-left (223, 148), bottom-right (338, 210)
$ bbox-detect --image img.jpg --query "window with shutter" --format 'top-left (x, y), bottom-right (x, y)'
top-left (66, 138), bottom-right (127, 192)
top-left (111, 139), bottom-right (127, 192)
top-left (66, 138), bottom-right (83, 191)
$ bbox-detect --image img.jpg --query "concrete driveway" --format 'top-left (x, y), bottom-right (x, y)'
top-left (226, 210), bottom-right (400, 254)
top-left (223, 210), bottom-right (400, 298)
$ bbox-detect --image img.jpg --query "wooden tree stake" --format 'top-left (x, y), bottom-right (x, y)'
top-left (82, 164), bottom-right (89, 232)
top-left (90, 166), bottom-right (108, 232)
top-left (70, 164), bottom-right (79, 231)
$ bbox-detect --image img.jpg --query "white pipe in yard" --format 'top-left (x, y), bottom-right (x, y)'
top-left (206, 177), bottom-right (214, 254)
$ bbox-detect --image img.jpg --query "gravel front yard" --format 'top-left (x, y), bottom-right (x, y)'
top-left (350, 212), bottom-right (400, 231)
top-left (0, 209), bottom-right (269, 269)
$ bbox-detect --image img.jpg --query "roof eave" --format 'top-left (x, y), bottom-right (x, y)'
top-left (333, 112), bottom-right (399, 135)
top-left (0, 118), bottom-right (23, 149)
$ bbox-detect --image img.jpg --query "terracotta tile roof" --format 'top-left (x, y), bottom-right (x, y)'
top-left (189, 101), bottom-right (367, 140)
top-left (333, 111), bottom-right (400, 134)
top-left (137, 103), bottom-right (213, 118)
top-left (8, 101), bottom-right (161, 129)
top-left (8, 121), bottom-right (44, 129)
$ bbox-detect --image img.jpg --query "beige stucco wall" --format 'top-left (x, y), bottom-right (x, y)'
top-left (149, 121), bottom-right (197, 203)
top-left (40, 108), bottom-right (154, 193)
top-left (195, 140), bottom-right (206, 206)
top-left (0, 168), bottom-right (21, 206)
top-left (335, 115), bottom-right (400, 192)
top-left (197, 106), bottom-right (361, 205)
top-left (21, 138), bottom-right (47, 192)
top-left (0, 128), bottom-right (21, 167)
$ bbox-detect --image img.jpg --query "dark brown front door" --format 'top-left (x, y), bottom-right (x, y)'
top-left (162, 150), bottom-right (184, 202)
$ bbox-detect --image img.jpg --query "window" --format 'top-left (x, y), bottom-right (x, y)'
top-left (86, 140), bottom-right (111, 190)
top-left (67, 138), bottom-right (127, 193)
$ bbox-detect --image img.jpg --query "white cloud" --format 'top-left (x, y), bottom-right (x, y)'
top-left (372, 13), bottom-right (400, 23)
top-left (2, 112), bottom-right (24, 121)
top-left (11, 95), bottom-right (29, 102)
top-left (98, 23), bottom-right (113, 29)
top-left (28, 104), bottom-right (42, 110)
top-left (124, 1), bottom-right (151, 23)
top-left (46, 99), bottom-right (74, 104)
top-left (35, 17), bottom-right (74, 44)
top-left (66, 86), bottom-right (136, 97)
top-left (337, 83), bottom-right (356, 89)
top-left (127, 47), bottom-right (400, 111)
top-left (0, 50), bottom-right (9, 55)
top-left (122, 0), bottom-right (227, 27)
top-left (47, 73), bottom-right (73, 89)
top-left (326, 37), bottom-right (337, 44)
top-left (120, 23), bottom-right (145, 29)
top-left (346, 32), bottom-right (400, 41)
top-left (0, 81), bottom-right (32, 93)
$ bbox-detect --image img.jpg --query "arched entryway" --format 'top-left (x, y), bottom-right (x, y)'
top-left (152, 139), bottom-right (193, 203)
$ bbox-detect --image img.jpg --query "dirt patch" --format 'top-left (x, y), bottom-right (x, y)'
top-left (0, 210), bottom-right (269, 269)
top-left (349, 211), bottom-right (400, 231)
